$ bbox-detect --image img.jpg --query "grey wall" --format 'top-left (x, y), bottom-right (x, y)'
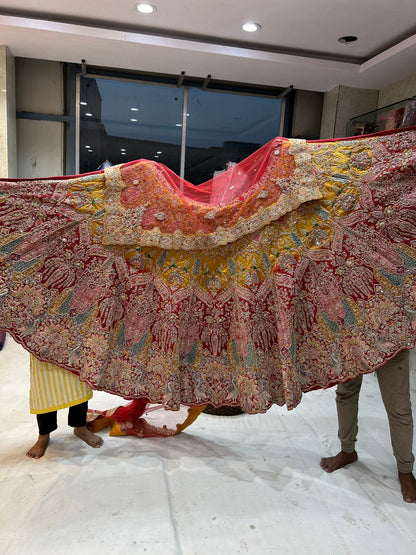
top-left (292, 90), bottom-right (324, 139)
top-left (319, 86), bottom-right (340, 139)
top-left (0, 45), bottom-right (17, 178)
top-left (320, 74), bottom-right (416, 139)
top-left (378, 75), bottom-right (416, 108)
top-left (15, 58), bottom-right (64, 178)
top-left (320, 85), bottom-right (379, 139)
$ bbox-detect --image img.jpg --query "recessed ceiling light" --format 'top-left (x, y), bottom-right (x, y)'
top-left (80, 101), bottom-right (87, 106)
top-left (85, 112), bottom-right (93, 117)
top-left (136, 3), bottom-right (156, 14)
top-left (130, 107), bottom-right (139, 111)
top-left (130, 118), bottom-right (138, 122)
top-left (242, 22), bottom-right (261, 33)
top-left (85, 145), bottom-right (91, 148)
top-left (176, 123), bottom-right (182, 127)
top-left (156, 151), bottom-right (162, 154)
top-left (338, 35), bottom-right (358, 44)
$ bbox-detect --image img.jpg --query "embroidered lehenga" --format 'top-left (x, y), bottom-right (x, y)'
top-left (1, 128), bottom-right (416, 424)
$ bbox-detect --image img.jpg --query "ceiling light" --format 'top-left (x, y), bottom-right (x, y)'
top-left (338, 35), bottom-right (358, 44)
top-left (176, 123), bottom-right (182, 127)
top-left (130, 118), bottom-right (138, 122)
top-left (130, 107), bottom-right (139, 111)
top-left (85, 145), bottom-right (91, 148)
top-left (156, 151), bottom-right (162, 154)
top-left (80, 101), bottom-right (87, 105)
top-left (85, 112), bottom-right (93, 117)
top-left (136, 3), bottom-right (156, 14)
top-left (154, 155), bottom-right (159, 158)
top-left (242, 22), bottom-right (261, 33)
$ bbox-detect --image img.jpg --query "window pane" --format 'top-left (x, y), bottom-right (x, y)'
top-left (185, 89), bottom-right (281, 185)
top-left (79, 77), bottom-right (183, 173)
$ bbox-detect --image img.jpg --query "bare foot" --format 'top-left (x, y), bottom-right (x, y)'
top-left (398, 472), bottom-right (416, 503)
top-left (74, 425), bottom-right (104, 448)
top-left (320, 450), bottom-right (358, 473)
top-left (26, 434), bottom-right (50, 459)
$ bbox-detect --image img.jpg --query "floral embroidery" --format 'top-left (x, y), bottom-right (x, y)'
top-left (0, 130), bottom-right (415, 413)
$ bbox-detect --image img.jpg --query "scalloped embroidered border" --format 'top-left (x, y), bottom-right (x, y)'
top-left (102, 139), bottom-right (323, 250)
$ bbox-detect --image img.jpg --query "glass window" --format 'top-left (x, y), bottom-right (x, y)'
top-left (184, 89), bottom-right (281, 184)
top-left (79, 77), bottom-right (183, 174)
top-left (78, 75), bottom-right (281, 184)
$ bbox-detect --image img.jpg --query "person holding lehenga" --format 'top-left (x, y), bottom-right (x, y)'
top-left (27, 354), bottom-right (103, 458)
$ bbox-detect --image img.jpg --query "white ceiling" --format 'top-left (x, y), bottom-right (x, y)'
top-left (0, 0), bottom-right (415, 92)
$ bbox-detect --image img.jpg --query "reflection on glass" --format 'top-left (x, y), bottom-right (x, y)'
top-left (79, 77), bottom-right (183, 174)
top-left (79, 77), bottom-right (281, 185)
top-left (346, 97), bottom-right (416, 137)
top-left (185, 89), bottom-right (281, 185)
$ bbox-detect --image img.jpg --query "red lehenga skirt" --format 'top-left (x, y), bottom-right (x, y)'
top-left (1, 128), bottom-right (416, 432)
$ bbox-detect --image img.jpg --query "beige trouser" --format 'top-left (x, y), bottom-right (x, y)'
top-left (336, 350), bottom-right (414, 473)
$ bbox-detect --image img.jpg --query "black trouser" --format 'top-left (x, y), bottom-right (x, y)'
top-left (0, 330), bottom-right (6, 351)
top-left (36, 402), bottom-right (88, 435)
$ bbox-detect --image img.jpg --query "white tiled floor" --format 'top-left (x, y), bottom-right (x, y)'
top-left (1, 337), bottom-right (415, 554)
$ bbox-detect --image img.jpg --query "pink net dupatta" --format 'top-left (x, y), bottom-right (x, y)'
top-left (1, 129), bottom-right (416, 416)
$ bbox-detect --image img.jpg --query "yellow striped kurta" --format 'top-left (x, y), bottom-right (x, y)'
top-left (30, 355), bottom-right (92, 414)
